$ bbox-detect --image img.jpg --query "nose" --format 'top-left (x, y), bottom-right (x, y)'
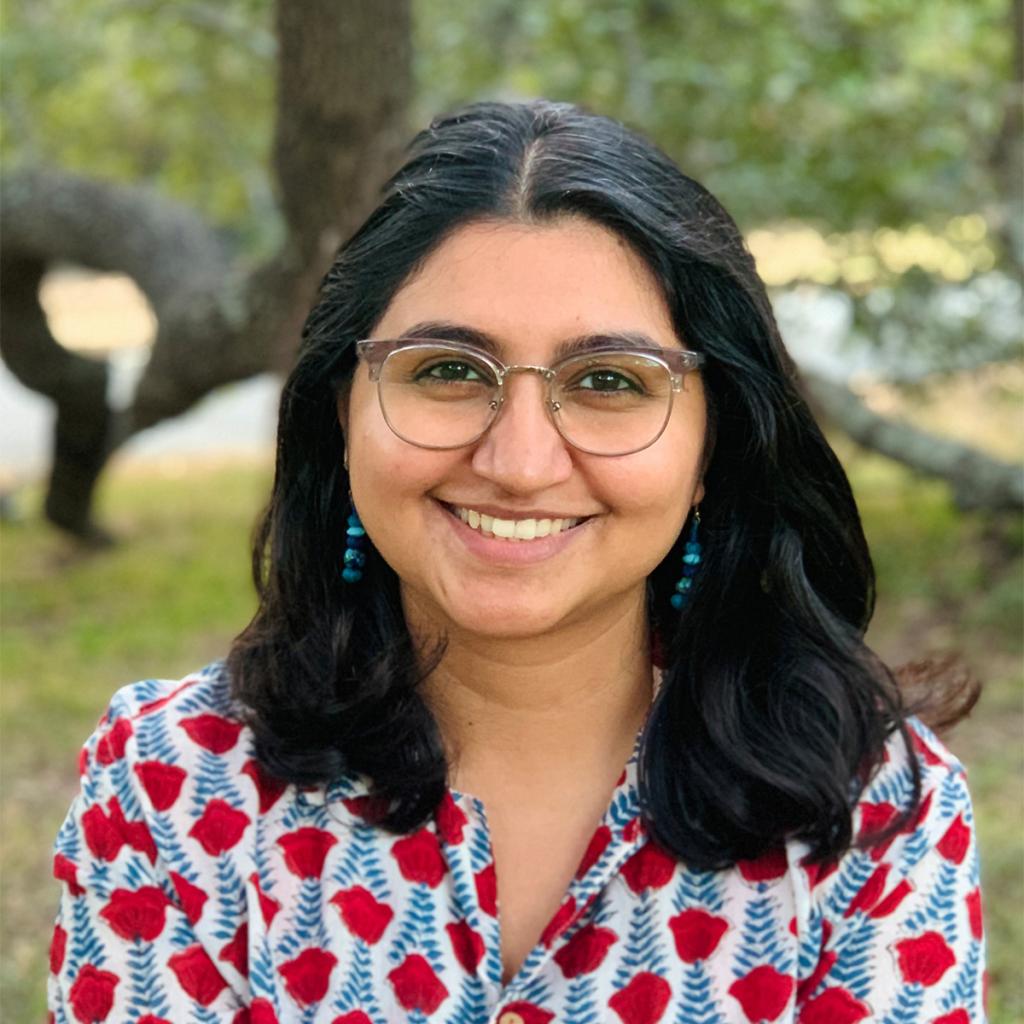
top-left (470, 371), bottom-right (574, 493)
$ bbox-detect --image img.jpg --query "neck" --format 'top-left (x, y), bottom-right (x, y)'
top-left (406, 591), bottom-right (654, 800)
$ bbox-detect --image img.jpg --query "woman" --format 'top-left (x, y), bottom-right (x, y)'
top-left (49, 101), bottom-right (984, 1023)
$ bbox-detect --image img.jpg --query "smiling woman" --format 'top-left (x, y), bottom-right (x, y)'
top-left (48, 102), bottom-right (984, 1022)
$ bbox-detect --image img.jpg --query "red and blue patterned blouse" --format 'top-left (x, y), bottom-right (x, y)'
top-left (49, 662), bottom-right (986, 1023)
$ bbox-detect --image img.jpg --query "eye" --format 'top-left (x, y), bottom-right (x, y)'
top-left (418, 360), bottom-right (486, 382)
top-left (575, 369), bottom-right (644, 393)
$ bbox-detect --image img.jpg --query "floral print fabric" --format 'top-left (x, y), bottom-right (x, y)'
top-left (49, 663), bottom-right (985, 1022)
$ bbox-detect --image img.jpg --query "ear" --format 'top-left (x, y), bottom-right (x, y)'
top-left (692, 479), bottom-right (705, 507)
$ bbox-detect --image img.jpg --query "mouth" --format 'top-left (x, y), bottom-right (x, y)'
top-left (439, 502), bottom-right (591, 542)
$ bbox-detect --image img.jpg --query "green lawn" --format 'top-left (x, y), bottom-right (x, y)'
top-left (1, 451), bottom-right (1020, 1021)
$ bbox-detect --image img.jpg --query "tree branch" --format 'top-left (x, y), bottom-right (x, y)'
top-left (802, 370), bottom-right (1024, 510)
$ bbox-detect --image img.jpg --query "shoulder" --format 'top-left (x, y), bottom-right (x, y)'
top-left (804, 716), bottom-right (979, 911)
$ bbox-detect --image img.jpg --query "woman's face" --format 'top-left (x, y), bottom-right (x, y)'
top-left (341, 218), bottom-right (707, 640)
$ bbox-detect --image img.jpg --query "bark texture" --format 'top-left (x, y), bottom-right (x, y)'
top-left (804, 371), bottom-right (1024, 510)
top-left (0, 0), bottom-right (411, 537)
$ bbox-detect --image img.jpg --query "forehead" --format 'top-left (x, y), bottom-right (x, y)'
top-left (372, 218), bottom-right (680, 354)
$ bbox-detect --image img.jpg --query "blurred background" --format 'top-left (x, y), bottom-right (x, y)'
top-left (1, 1), bottom-right (1021, 1020)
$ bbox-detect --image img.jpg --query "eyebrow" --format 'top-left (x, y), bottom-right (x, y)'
top-left (396, 320), bottom-right (668, 360)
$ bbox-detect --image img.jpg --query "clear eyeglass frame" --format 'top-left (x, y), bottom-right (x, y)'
top-left (354, 337), bottom-right (706, 457)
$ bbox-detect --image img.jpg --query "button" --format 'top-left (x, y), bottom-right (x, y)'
top-left (498, 1014), bottom-right (525, 1024)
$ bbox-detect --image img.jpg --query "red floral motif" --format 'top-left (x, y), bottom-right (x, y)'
top-left (608, 972), bottom-right (672, 1024)
top-left (53, 853), bottom-right (85, 897)
top-left (249, 872), bottom-right (281, 927)
top-left (497, 1002), bottom-right (554, 1024)
top-left (168, 944), bottom-right (228, 1006)
top-left (620, 841), bottom-right (676, 893)
top-left (388, 953), bottom-right (449, 1013)
top-left (82, 797), bottom-right (157, 864)
top-left (576, 825), bottom-right (612, 878)
top-left (540, 896), bottom-right (577, 946)
top-left (858, 800), bottom-right (899, 839)
top-left (78, 745), bottom-right (89, 777)
top-left (668, 908), bottom-right (729, 962)
top-left (553, 923), bottom-right (618, 978)
top-left (894, 931), bottom-right (956, 986)
top-left (622, 817), bottom-right (644, 842)
top-left (937, 814), bottom-right (971, 864)
top-left (797, 987), bottom-right (870, 1024)
top-left (802, 858), bottom-right (839, 889)
top-left (330, 886), bottom-right (394, 944)
top-left (966, 887), bottom-right (983, 940)
top-left (188, 799), bottom-right (251, 856)
top-left (241, 759), bottom-right (288, 814)
top-left (99, 886), bottom-right (171, 941)
top-left (737, 848), bottom-right (788, 884)
top-left (278, 948), bottom-right (338, 1006)
top-left (278, 827), bottom-right (338, 879)
top-left (728, 964), bottom-right (795, 1022)
top-left (474, 862), bottom-right (497, 916)
top-left (912, 730), bottom-right (946, 766)
top-left (391, 828), bottom-right (447, 887)
top-left (332, 1013), bottom-right (374, 1024)
top-left (435, 791), bottom-right (468, 845)
top-left (249, 997), bottom-right (280, 1023)
top-left (138, 678), bottom-right (195, 715)
top-left (341, 794), bottom-right (390, 823)
top-left (95, 717), bottom-right (134, 765)
top-left (68, 964), bottom-right (119, 1023)
top-left (178, 713), bottom-right (243, 754)
top-left (844, 863), bottom-right (891, 917)
top-left (170, 872), bottom-right (208, 924)
top-left (114, 800), bottom-right (159, 864)
top-left (49, 924), bottom-right (67, 974)
top-left (82, 801), bottom-right (125, 862)
top-left (869, 879), bottom-right (912, 919)
top-left (795, 921), bottom-right (835, 1002)
top-left (933, 1011), bottom-right (970, 1024)
top-left (136, 1016), bottom-right (171, 1024)
top-left (219, 922), bottom-right (248, 976)
top-left (134, 761), bottom-right (187, 812)
top-left (445, 919), bottom-right (485, 972)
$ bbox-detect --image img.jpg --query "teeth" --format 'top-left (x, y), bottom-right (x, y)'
top-left (450, 506), bottom-right (583, 541)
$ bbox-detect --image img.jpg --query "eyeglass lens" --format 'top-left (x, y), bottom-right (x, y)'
top-left (376, 344), bottom-right (675, 455)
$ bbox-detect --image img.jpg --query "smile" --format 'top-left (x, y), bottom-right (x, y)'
top-left (446, 504), bottom-right (587, 542)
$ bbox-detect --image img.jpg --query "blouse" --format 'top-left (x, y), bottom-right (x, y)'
top-left (48, 662), bottom-right (986, 1023)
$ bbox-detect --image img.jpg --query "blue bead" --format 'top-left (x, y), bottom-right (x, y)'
top-left (675, 578), bottom-right (692, 592)
top-left (342, 567), bottom-right (363, 583)
top-left (683, 553), bottom-right (701, 566)
top-left (347, 513), bottom-right (362, 527)
top-left (685, 542), bottom-right (701, 554)
top-left (343, 549), bottom-right (366, 567)
top-left (670, 593), bottom-right (684, 610)
top-left (346, 526), bottom-right (366, 538)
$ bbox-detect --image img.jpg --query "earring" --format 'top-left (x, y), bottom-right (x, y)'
top-left (670, 508), bottom-right (702, 610)
top-left (342, 500), bottom-right (367, 583)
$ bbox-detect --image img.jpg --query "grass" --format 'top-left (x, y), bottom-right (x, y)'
top-left (2, 450), bottom-right (1021, 1021)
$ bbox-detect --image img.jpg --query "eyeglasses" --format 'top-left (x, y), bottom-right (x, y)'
top-left (355, 338), bottom-right (705, 456)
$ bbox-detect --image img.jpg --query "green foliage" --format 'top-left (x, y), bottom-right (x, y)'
top-left (414, 0), bottom-right (1012, 231)
top-left (1, 0), bottom-right (277, 249)
top-left (3, 0), bottom-right (1012, 245)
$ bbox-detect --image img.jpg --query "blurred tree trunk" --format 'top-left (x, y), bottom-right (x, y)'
top-left (0, 0), bottom-right (411, 540)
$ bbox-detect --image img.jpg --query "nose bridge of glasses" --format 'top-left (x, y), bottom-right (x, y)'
top-left (490, 364), bottom-right (561, 424)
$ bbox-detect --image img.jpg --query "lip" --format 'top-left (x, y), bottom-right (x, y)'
top-left (432, 499), bottom-right (593, 566)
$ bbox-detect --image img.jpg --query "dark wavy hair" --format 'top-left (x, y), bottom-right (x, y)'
top-left (230, 99), bottom-right (928, 869)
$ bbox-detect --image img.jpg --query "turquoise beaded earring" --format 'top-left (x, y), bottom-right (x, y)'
top-left (670, 508), bottom-right (702, 610)
top-left (342, 500), bottom-right (367, 583)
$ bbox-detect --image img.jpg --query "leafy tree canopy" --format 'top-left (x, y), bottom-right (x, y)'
top-left (2, 0), bottom-right (1012, 249)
